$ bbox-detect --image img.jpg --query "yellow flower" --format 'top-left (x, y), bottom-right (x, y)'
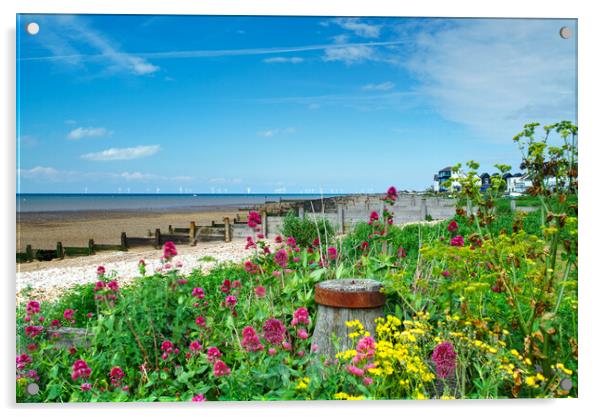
top-left (295, 377), bottom-right (310, 390)
top-left (440, 395), bottom-right (456, 400)
top-left (525, 376), bottom-right (537, 387)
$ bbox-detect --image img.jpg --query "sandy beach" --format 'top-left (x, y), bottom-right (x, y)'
top-left (17, 208), bottom-right (241, 252)
top-left (17, 238), bottom-right (249, 303)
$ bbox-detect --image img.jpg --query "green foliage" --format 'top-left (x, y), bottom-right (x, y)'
top-left (281, 211), bottom-right (335, 248)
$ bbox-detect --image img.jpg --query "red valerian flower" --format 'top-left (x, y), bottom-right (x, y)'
top-left (254, 286), bottom-right (266, 298)
top-left (247, 211), bottom-right (262, 228)
top-left (450, 235), bottom-right (465, 247)
top-left (195, 315), bottom-right (206, 327)
top-left (63, 309), bottom-right (75, 321)
top-left (71, 359), bottom-right (91, 381)
top-left (192, 287), bottom-right (205, 299)
top-left (386, 186), bottom-right (398, 201)
top-left (241, 326), bottom-right (264, 352)
top-left (189, 340), bottom-right (203, 353)
top-left (25, 325), bottom-right (44, 338)
top-left (447, 220), bottom-right (459, 233)
top-left (109, 366), bottom-right (125, 386)
top-left (245, 236), bottom-right (257, 250)
top-left (291, 307), bottom-right (310, 327)
top-left (93, 281), bottom-right (106, 292)
top-left (274, 249), bottom-right (288, 268)
top-left (220, 279), bottom-right (231, 294)
top-left (431, 341), bottom-right (457, 379)
top-left (397, 246), bottom-right (407, 258)
top-left (327, 247), bottom-right (338, 260)
top-left (361, 241), bottom-right (369, 251)
top-left (16, 353), bottom-right (32, 370)
top-left (192, 394), bottom-right (206, 402)
top-left (26, 301), bottom-right (40, 315)
top-left (274, 235), bottom-right (283, 244)
top-left (369, 211), bottom-right (379, 222)
top-left (263, 318), bottom-right (286, 345)
top-left (81, 382), bottom-right (92, 391)
top-left (286, 237), bottom-right (297, 247)
top-left (244, 261), bottom-right (259, 274)
top-left (207, 347), bottom-right (221, 362)
top-left (108, 280), bottom-right (119, 292)
top-left (96, 266), bottom-right (106, 276)
top-left (213, 360), bottom-right (231, 377)
top-left (225, 295), bottom-right (237, 308)
top-left (163, 241), bottom-right (178, 260)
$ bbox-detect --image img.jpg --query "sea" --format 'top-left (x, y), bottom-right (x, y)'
top-left (16, 193), bottom-right (343, 213)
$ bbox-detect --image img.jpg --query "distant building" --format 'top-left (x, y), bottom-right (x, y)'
top-left (479, 173), bottom-right (491, 192)
top-left (506, 173), bottom-right (532, 196)
top-left (433, 166), bottom-right (464, 192)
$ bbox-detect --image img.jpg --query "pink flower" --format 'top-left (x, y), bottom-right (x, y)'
top-left (81, 382), bottom-right (92, 391)
top-left (274, 249), bottom-right (288, 268)
top-left (363, 377), bottom-right (373, 386)
top-left (361, 241), bottom-right (369, 251)
top-left (385, 186), bottom-right (398, 202)
top-left (297, 328), bottom-right (309, 340)
top-left (207, 347), bottom-right (221, 362)
top-left (71, 359), bottom-right (91, 381)
top-left (256, 233), bottom-right (265, 239)
top-left (108, 280), bottom-right (119, 292)
top-left (268, 348), bottom-right (277, 356)
top-left (442, 270), bottom-right (450, 278)
top-left (447, 220), bottom-right (459, 233)
top-left (16, 353), bottom-right (32, 370)
top-left (263, 318), bottom-right (286, 345)
top-left (213, 360), bottom-right (231, 377)
top-left (225, 295), bottom-right (237, 307)
top-left (346, 365), bottom-right (365, 377)
top-left (189, 340), bottom-right (203, 353)
top-left (160, 340), bottom-right (177, 360)
top-left (254, 286), bottom-right (266, 298)
top-left (220, 279), bottom-right (231, 294)
top-left (63, 309), bottom-right (75, 321)
top-left (369, 211), bottom-right (379, 222)
top-left (432, 341), bottom-right (457, 379)
top-left (163, 241), bottom-right (178, 260)
top-left (292, 307), bottom-right (310, 326)
top-left (275, 235), bottom-right (283, 244)
top-left (138, 259), bottom-right (146, 266)
top-left (109, 366), bottom-right (125, 386)
top-left (195, 316), bottom-right (206, 327)
top-left (232, 280), bottom-right (241, 288)
top-left (397, 246), bottom-right (407, 258)
top-left (241, 326), bottom-right (264, 352)
top-left (327, 247), bottom-right (338, 260)
top-left (192, 394), bottom-right (206, 402)
top-left (245, 236), bottom-right (257, 250)
top-left (93, 281), bottom-right (106, 292)
top-left (450, 235), bottom-right (465, 247)
top-left (26, 300), bottom-right (40, 315)
top-left (38, 315), bottom-right (45, 323)
top-left (247, 211), bottom-right (262, 228)
top-left (286, 237), bottom-right (296, 247)
top-left (96, 266), bottom-right (106, 276)
top-left (192, 287), bottom-right (205, 299)
top-left (244, 261), bottom-right (259, 274)
top-left (297, 350), bottom-right (305, 357)
top-left (25, 325), bottom-right (43, 338)
top-left (356, 336), bottom-right (376, 360)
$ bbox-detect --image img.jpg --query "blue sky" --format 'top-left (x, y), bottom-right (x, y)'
top-left (16, 15), bottom-right (577, 194)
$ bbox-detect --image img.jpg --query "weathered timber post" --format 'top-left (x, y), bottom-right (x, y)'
top-left (168, 225), bottom-right (173, 234)
top-left (88, 239), bottom-right (95, 255)
top-left (154, 229), bottom-right (161, 249)
top-left (56, 242), bottom-right (64, 259)
top-left (26, 245), bottom-right (33, 262)
top-left (312, 279), bottom-right (386, 359)
top-left (337, 205), bottom-right (345, 234)
top-left (298, 205), bottom-right (305, 219)
top-left (510, 199), bottom-right (516, 212)
top-left (420, 198), bottom-right (427, 220)
top-left (261, 210), bottom-right (268, 238)
top-left (223, 217), bottom-right (231, 242)
top-left (189, 221), bottom-right (196, 246)
top-left (120, 232), bottom-right (128, 251)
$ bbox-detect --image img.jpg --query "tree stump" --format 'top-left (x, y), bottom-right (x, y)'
top-left (311, 279), bottom-right (385, 359)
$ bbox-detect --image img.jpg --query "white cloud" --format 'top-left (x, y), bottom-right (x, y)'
top-left (18, 166), bottom-right (191, 183)
top-left (81, 145), bottom-right (161, 161)
top-left (323, 45), bottom-right (375, 64)
top-left (330, 18), bottom-right (381, 38)
top-left (263, 56), bottom-right (304, 64)
top-left (257, 127), bottom-right (297, 137)
top-left (67, 127), bottom-right (112, 140)
top-left (207, 178), bottom-right (242, 184)
top-left (18, 166), bottom-right (64, 181)
top-left (403, 19), bottom-right (577, 141)
top-left (30, 15), bottom-right (159, 76)
top-left (362, 81), bottom-right (395, 91)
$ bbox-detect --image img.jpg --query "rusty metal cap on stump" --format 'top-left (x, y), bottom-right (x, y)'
top-left (315, 279), bottom-right (386, 309)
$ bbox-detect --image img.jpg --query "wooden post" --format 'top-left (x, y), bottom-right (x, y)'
top-left (88, 239), bottom-right (95, 255)
top-left (120, 232), bottom-right (128, 251)
top-left (168, 225), bottom-right (173, 234)
top-left (26, 245), bottom-right (33, 262)
top-left (420, 198), bottom-right (427, 220)
top-left (312, 279), bottom-right (386, 359)
top-left (56, 242), bottom-right (64, 259)
top-left (189, 221), bottom-right (196, 246)
top-left (223, 217), bottom-right (231, 242)
top-left (337, 205), bottom-right (345, 234)
top-left (261, 210), bottom-right (268, 238)
top-left (154, 229), bottom-right (161, 249)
